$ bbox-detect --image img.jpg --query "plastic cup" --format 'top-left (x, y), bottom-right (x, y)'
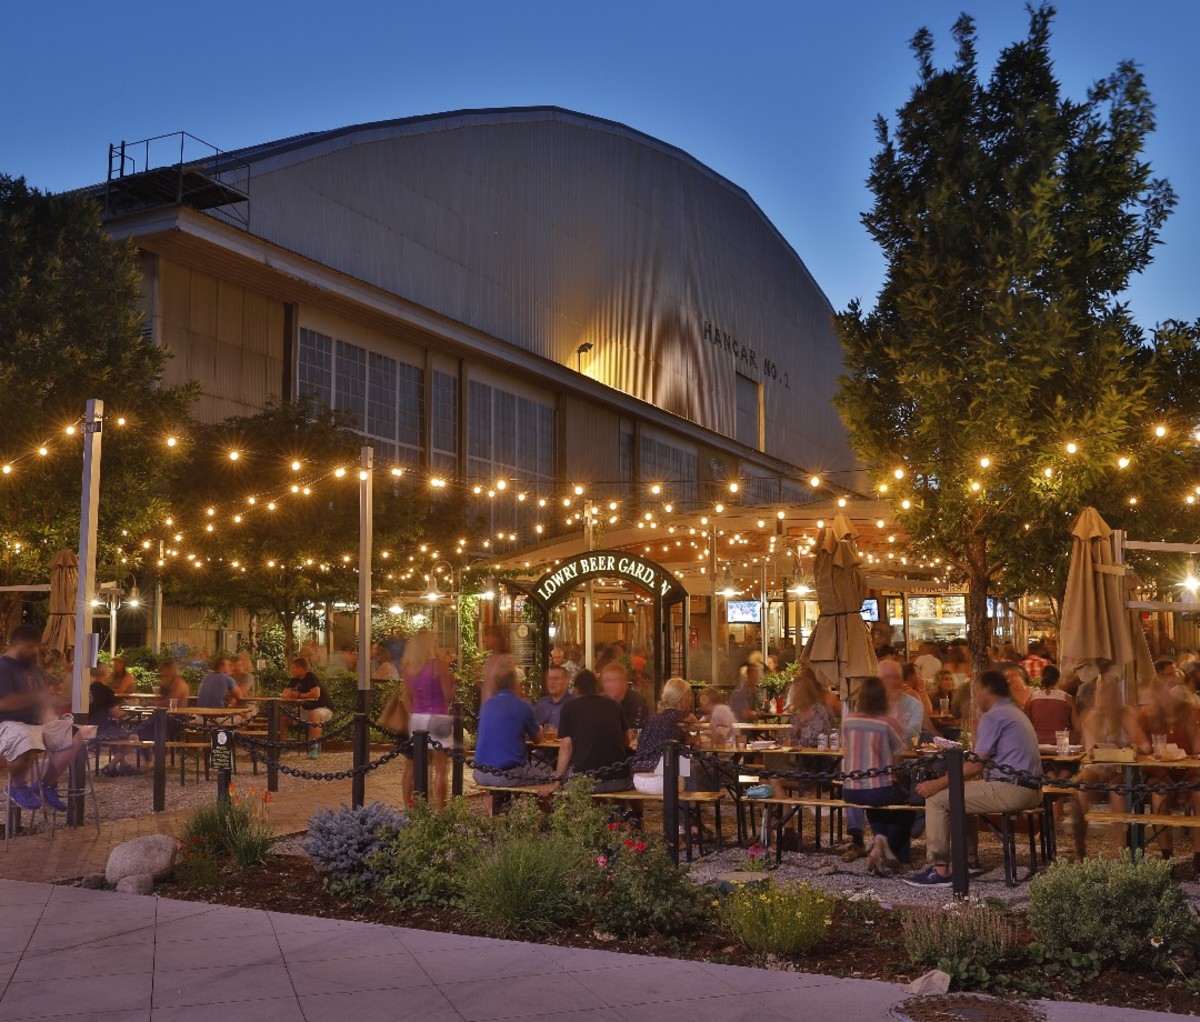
top-left (168, 698), bottom-right (179, 711)
top-left (1153, 733), bottom-right (1168, 758)
top-left (939, 697), bottom-right (950, 715)
top-left (1055, 730), bottom-right (1071, 756)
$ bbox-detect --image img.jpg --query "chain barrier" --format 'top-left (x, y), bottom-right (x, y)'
top-left (235, 716), bottom-right (359, 750)
top-left (245, 742), bottom-right (411, 781)
top-left (964, 751), bottom-right (1200, 797)
top-left (426, 735), bottom-right (642, 785)
top-left (681, 744), bottom-right (928, 785)
top-left (178, 713), bottom-right (355, 738)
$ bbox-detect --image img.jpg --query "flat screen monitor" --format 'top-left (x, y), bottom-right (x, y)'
top-left (727, 600), bottom-right (761, 624)
top-left (860, 598), bottom-right (880, 622)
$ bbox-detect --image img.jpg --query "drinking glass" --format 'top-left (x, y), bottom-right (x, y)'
top-left (168, 698), bottom-right (179, 711)
top-left (939, 697), bottom-right (950, 715)
top-left (1153, 733), bottom-right (1168, 758)
top-left (1055, 729), bottom-right (1071, 756)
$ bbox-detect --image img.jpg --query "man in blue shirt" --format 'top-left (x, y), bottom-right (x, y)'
top-left (533, 664), bottom-right (574, 730)
top-left (473, 666), bottom-right (550, 788)
top-left (904, 670), bottom-right (1042, 886)
top-left (196, 655), bottom-right (246, 708)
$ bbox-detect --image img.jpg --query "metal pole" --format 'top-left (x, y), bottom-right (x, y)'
top-left (152, 707), bottom-right (166, 813)
top-left (266, 699), bottom-right (279, 793)
top-left (760, 561), bottom-right (768, 662)
top-left (413, 730), bottom-right (429, 800)
top-left (451, 707), bottom-right (464, 796)
top-left (946, 746), bottom-right (970, 898)
top-left (353, 446), bottom-right (373, 809)
top-left (153, 540), bottom-right (163, 654)
top-left (72, 398), bottom-right (102, 717)
top-left (583, 511), bottom-right (594, 670)
top-left (708, 522), bottom-right (718, 684)
top-left (662, 740), bottom-right (680, 864)
top-left (109, 594), bottom-right (118, 658)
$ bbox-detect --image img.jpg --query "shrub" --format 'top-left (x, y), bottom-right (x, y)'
top-left (902, 898), bottom-right (1016, 972)
top-left (372, 797), bottom-right (492, 908)
top-left (1029, 852), bottom-right (1195, 967)
top-left (591, 836), bottom-right (708, 937)
top-left (305, 802), bottom-right (408, 897)
top-left (462, 835), bottom-right (583, 936)
top-left (722, 882), bottom-right (832, 958)
top-left (177, 787), bottom-right (274, 870)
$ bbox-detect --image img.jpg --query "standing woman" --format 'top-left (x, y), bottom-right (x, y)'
top-left (403, 630), bottom-right (455, 812)
top-left (841, 675), bottom-right (910, 874)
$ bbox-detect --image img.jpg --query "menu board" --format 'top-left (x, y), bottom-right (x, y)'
top-left (908, 597), bottom-right (938, 619)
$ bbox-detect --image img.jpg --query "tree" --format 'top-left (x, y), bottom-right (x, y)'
top-left (160, 400), bottom-right (469, 658)
top-left (0, 176), bottom-right (195, 634)
top-left (834, 6), bottom-right (1200, 670)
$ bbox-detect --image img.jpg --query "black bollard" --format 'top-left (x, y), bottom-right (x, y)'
top-left (413, 730), bottom-right (429, 801)
top-left (352, 690), bottom-right (368, 809)
top-left (152, 707), bottom-right (166, 813)
top-left (66, 745), bottom-right (87, 827)
top-left (266, 700), bottom-right (280, 794)
top-left (662, 741), bottom-right (680, 864)
top-left (451, 707), bottom-right (464, 797)
top-left (946, 747), bottom-right (969, 898)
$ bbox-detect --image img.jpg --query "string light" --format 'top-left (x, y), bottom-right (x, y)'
top-left (166, 436), bottom-right (177, 447)
top-left (1065, 442), bottom-right (1078, 455)
top-left (228, 450), bottom-right (240, 461)
top-left (979, 456), bottom-right (991, 468)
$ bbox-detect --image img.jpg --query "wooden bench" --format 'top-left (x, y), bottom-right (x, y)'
top-left (1096, 810), bottom-right (1200, 855)
top-left (91, 739), bottom-right (153, 774)
top-left (754, 796), bottom-right (922, 864)
top-left (475, 785), bottom-right (725, 861)
top-left (166, 741), bottom-right (210, 785)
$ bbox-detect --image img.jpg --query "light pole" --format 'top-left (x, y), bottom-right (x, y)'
top-left (575, 341), bottom-right (593, 373)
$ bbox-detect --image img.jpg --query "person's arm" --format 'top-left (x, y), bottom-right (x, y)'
top-left (538, 737), bottom-right (572, 796)
top-left (916, 758), bottom-right (984, 798)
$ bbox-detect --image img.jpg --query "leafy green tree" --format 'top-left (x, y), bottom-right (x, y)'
top-left (834, 6), bottom-right (1200, 668)
top-left (0, 175), bottom-right (195, 634)
top-left (159, 400), bottom-right (468, 658)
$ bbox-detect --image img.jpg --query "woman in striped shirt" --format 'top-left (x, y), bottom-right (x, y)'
top-left (842, 675), bottom-right (909, 874)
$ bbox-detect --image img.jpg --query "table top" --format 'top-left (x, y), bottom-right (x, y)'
top-left (168, 706), bottom-right (253, 717)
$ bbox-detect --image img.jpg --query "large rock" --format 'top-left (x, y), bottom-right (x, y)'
top-left (106, 834), bottom-right (177, 884)
top-left (115, 874), bottom-right (154, 896)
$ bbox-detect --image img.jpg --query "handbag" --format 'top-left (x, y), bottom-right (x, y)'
top-left (379, 688), bottom-right (410, 735)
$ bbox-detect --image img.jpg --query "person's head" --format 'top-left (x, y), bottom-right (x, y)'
top-left (573, 669), bottom-right (599, 697)
top-left (1155, 658), bottom-right (1179, 680)
top-left (599, 660), bottom-right (629, 702)
top-left (901, 662), bottom-right (920, 688)
top-left (158, 658), bottom-right (179, 680)
top-left (550, 647), bottom-right (565, 666)
top-left (372, 644), bottom-right (389, 665)
top-left (91, 665), bottom-right (111, 686)
top-left (288, 656), bottom-right (309, 679)
top-left (232, 652), bottom-right (251, 675)
top-left (493, 666), bottom-right (519, 693)
top-left (112, 656), bottom-right (128, 676)
top-left (935, 670), bottom-right (956, 695)
top-left (699, 686), bottom-right (726, 714)
top-left (6, 623), bottom-right (41, 664)
top-left (484, 625), bottom-right (508, 654)
top-left (545, 664), bottom-right (569, 698)
top-left (877, 658), bottom-right (902, 691)
top-left (1028, 640), bottom-right (1044, 657)
top-left (401, 629), bottom-right (438, 674)
top-left (1183, 661), bottom-right (1200, 693)
top-left (659, 677), bottom-right (693, 712)
top-left (1041, 664), bottom-right (1061, 689)
top-left (211, 654), bottom-right (229, 674)
top-left (999, 643), bottom-right (1020, 663)
top-left (945, 646), bottom-right (967, 667)
top-left (854, 676), bottom-right (888, 716)
top-left (975, 669), bottom-right (1011, 711)
top-left (1004, 666), bottom-right (1026, 691)
top-left (789, 670), bottom-right (825, 712)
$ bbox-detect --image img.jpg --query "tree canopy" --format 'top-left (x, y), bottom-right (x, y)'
top-left (0, 176), bottom-right (195, 634)
top-left (834, 5), bottom-right (1200, 664)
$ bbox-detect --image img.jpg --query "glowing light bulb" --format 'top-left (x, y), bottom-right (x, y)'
top-left (979, 456), bottom-right (990, 468)
top-left (574, 485), bottom-right (584, 496)
top-left (391, 467), bottom-right (403, 477)
top-left (496, 479), bottom-right (507, 490)
top-left (893, 468), bottom-right (905, 480)
top-left (809, 475), bottom-right (821, 488)
top-left (1117, 456), bottom-right (1130, 469)
top-left (1, 465), bottom-right (10, 475)
top-left (334, 467), bottom-right (346, 478)
top-left (37, 447), bottom-right (47, 457)
top-left (166, 436), bottom-right (177, 447)
top-left (1043, 467), bottom-right (1053, 478)
top-left (1065, 442), bottom-right (1078, 455)
top-left (729, 481), bottom-right (739, 494)
top-left (116, 417), bottom-right (126, 426)
top-left (901, 499), bottom-right (911, 510)
top-left (1155, 425), bottom-right (1167, 438)
top-left (65, 425), bottom-right (76, 436)
top-left (228, 450), bottom-right (240, 461)
top-left (837, 497), bottom-right (847, 507)
top-left (359, 470), bottom-right (369, 480)
top-left (291, 460), bottom-right (302, 471)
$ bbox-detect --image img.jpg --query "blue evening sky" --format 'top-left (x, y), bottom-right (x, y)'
top-left (5, 0), bottom-right (1197, 330)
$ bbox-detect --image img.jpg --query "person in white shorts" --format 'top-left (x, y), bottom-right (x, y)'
top-left (0, 625), bottom-right (84, 812)
top-left (283, 657), bottom-right (335, 759)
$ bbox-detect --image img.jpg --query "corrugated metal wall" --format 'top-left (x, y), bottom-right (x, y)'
top-left (234, 110), bottom-right (855, 475)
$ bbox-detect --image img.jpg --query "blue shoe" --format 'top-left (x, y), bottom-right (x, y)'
top-left (8, 784), bottom-right (41, 810)
top-left (37, 784), bottom-right (69, 812)
top-left (902, 865), bottom-right (953, 887)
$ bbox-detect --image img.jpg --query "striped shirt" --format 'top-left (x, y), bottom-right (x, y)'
top-left (841, 712), bottom-right (904, 790)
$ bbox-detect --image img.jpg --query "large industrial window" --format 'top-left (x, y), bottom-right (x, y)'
top-left (736, 373), bottom-right (762, 450)
top-left (640, 436), bottom-right (698, 509)
top-left (298, 327), bottom-right (424, 468)
top-left (431, 371), bottom-right (458, 474)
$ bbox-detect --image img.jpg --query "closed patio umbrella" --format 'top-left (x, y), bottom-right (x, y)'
top-left (802, 513), bottom-right (877, 700)
top-left (41, 548), bottom-right (78, 657)
top-left (1059, 507), bottom-right (1153, 704)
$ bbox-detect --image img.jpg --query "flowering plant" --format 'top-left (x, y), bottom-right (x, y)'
top-left (721, 881), bottom-right (832, 958)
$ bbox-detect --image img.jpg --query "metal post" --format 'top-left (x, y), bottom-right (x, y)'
top-left (760, 561), bottom-right (769, 663)
top-left (152, 707), bottom-right (166, 812)
top-left (708, 521), bottom-right (719, 684)
top-left (662, 740), bottom-right (680, 864)
top-left (266, 699), bottom-right (279, 793)
top-left (451, 707), bottom-right (464, 796)
top-left (413, 730), bottom-right (429, 800)
top-left (353, 447), bottom-right (373, 809)
top-left (946, 746), bottom-right (969, 897)
top-left (583, 510), bottom-right (594, 670)
top-left (109, 593), bottom-right (119, 657)
top-left (216, 764), bottom-right (231, 805)
top-left (153, 540), bottom-right (163, 654)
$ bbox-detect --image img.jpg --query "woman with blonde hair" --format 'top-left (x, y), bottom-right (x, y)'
top-left (631, 677), bottom-right (696, 795)
top-left (788, 669), bottom-right (835, 748)
top-left (402, 629), bottom-right (455, 811)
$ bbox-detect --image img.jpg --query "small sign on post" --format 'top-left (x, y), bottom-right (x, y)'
top-left (211, 728), bottom-right (234, 804)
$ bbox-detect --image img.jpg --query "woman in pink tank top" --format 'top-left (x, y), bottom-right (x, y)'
top-left (402, 630), bottom-right (455, 811)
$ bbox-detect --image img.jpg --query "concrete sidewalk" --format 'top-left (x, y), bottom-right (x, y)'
top-left (0, 880), bottom-right (1186, 1022)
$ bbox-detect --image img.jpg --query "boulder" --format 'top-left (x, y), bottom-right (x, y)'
top-left (79, 873), bottom-right (106, 890)
top-left (115, 874), bottom-right (154, 896)
top-left (106, 834), bottom-right (177, 884)
top-left (905, 969), bottom-right (951, 996)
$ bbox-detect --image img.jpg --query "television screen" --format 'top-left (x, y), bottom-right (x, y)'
top-left (860, 598), bottom-right (880, 622)
top-left (727, 600), bottom-right (761, 624)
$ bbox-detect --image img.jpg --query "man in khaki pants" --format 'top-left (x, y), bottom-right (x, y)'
top-left (904, 670), bottom-right (1043, 886)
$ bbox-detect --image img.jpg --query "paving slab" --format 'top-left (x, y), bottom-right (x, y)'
top-left (0, 880), bottom-right (1192, 1022)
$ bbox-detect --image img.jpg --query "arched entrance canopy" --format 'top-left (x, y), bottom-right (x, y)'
top-left (526, 550), bottom-right (689, 686)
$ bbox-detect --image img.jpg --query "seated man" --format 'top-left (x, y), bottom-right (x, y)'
top-left (196, 655), bottom-right (247, 709)
top-left (533, 664), bottom-right (574, 731)
top-left (472, 666), bottom-right (550, 789)
top-left (282, 657), bottom-right (334, 760)
top-left (904, 670), bottom-right (1043, 886)
top-left (539, 669), bottom-right (631, 795)
top-left (0, 624), bottom-right (84, 811)
top-left (89, 664), bottom-right (139, 777)
top-left (599, 660), bottom-right (649, 732)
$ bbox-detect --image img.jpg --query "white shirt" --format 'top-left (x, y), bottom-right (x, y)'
top-left (914, 653), bottom-right (942, 685)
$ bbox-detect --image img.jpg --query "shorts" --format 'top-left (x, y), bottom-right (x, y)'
top-left (410, 712), bottom-right (454, 743)
top-left (0, 718), bottom-right (76, 762)
top-left (306, 707), bottom-right (334, 724)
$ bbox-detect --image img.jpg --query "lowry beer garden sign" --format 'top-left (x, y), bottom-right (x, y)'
top-left (529, 550), bottom-right (688, 611)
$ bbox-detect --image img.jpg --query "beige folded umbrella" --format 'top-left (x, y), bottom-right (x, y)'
top-left (41, 548), bottom-right (78, 656)
top-left (802, 512), bottom-right (877, 700)
top-left (1059, 507), bottom-right (1153, 705)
